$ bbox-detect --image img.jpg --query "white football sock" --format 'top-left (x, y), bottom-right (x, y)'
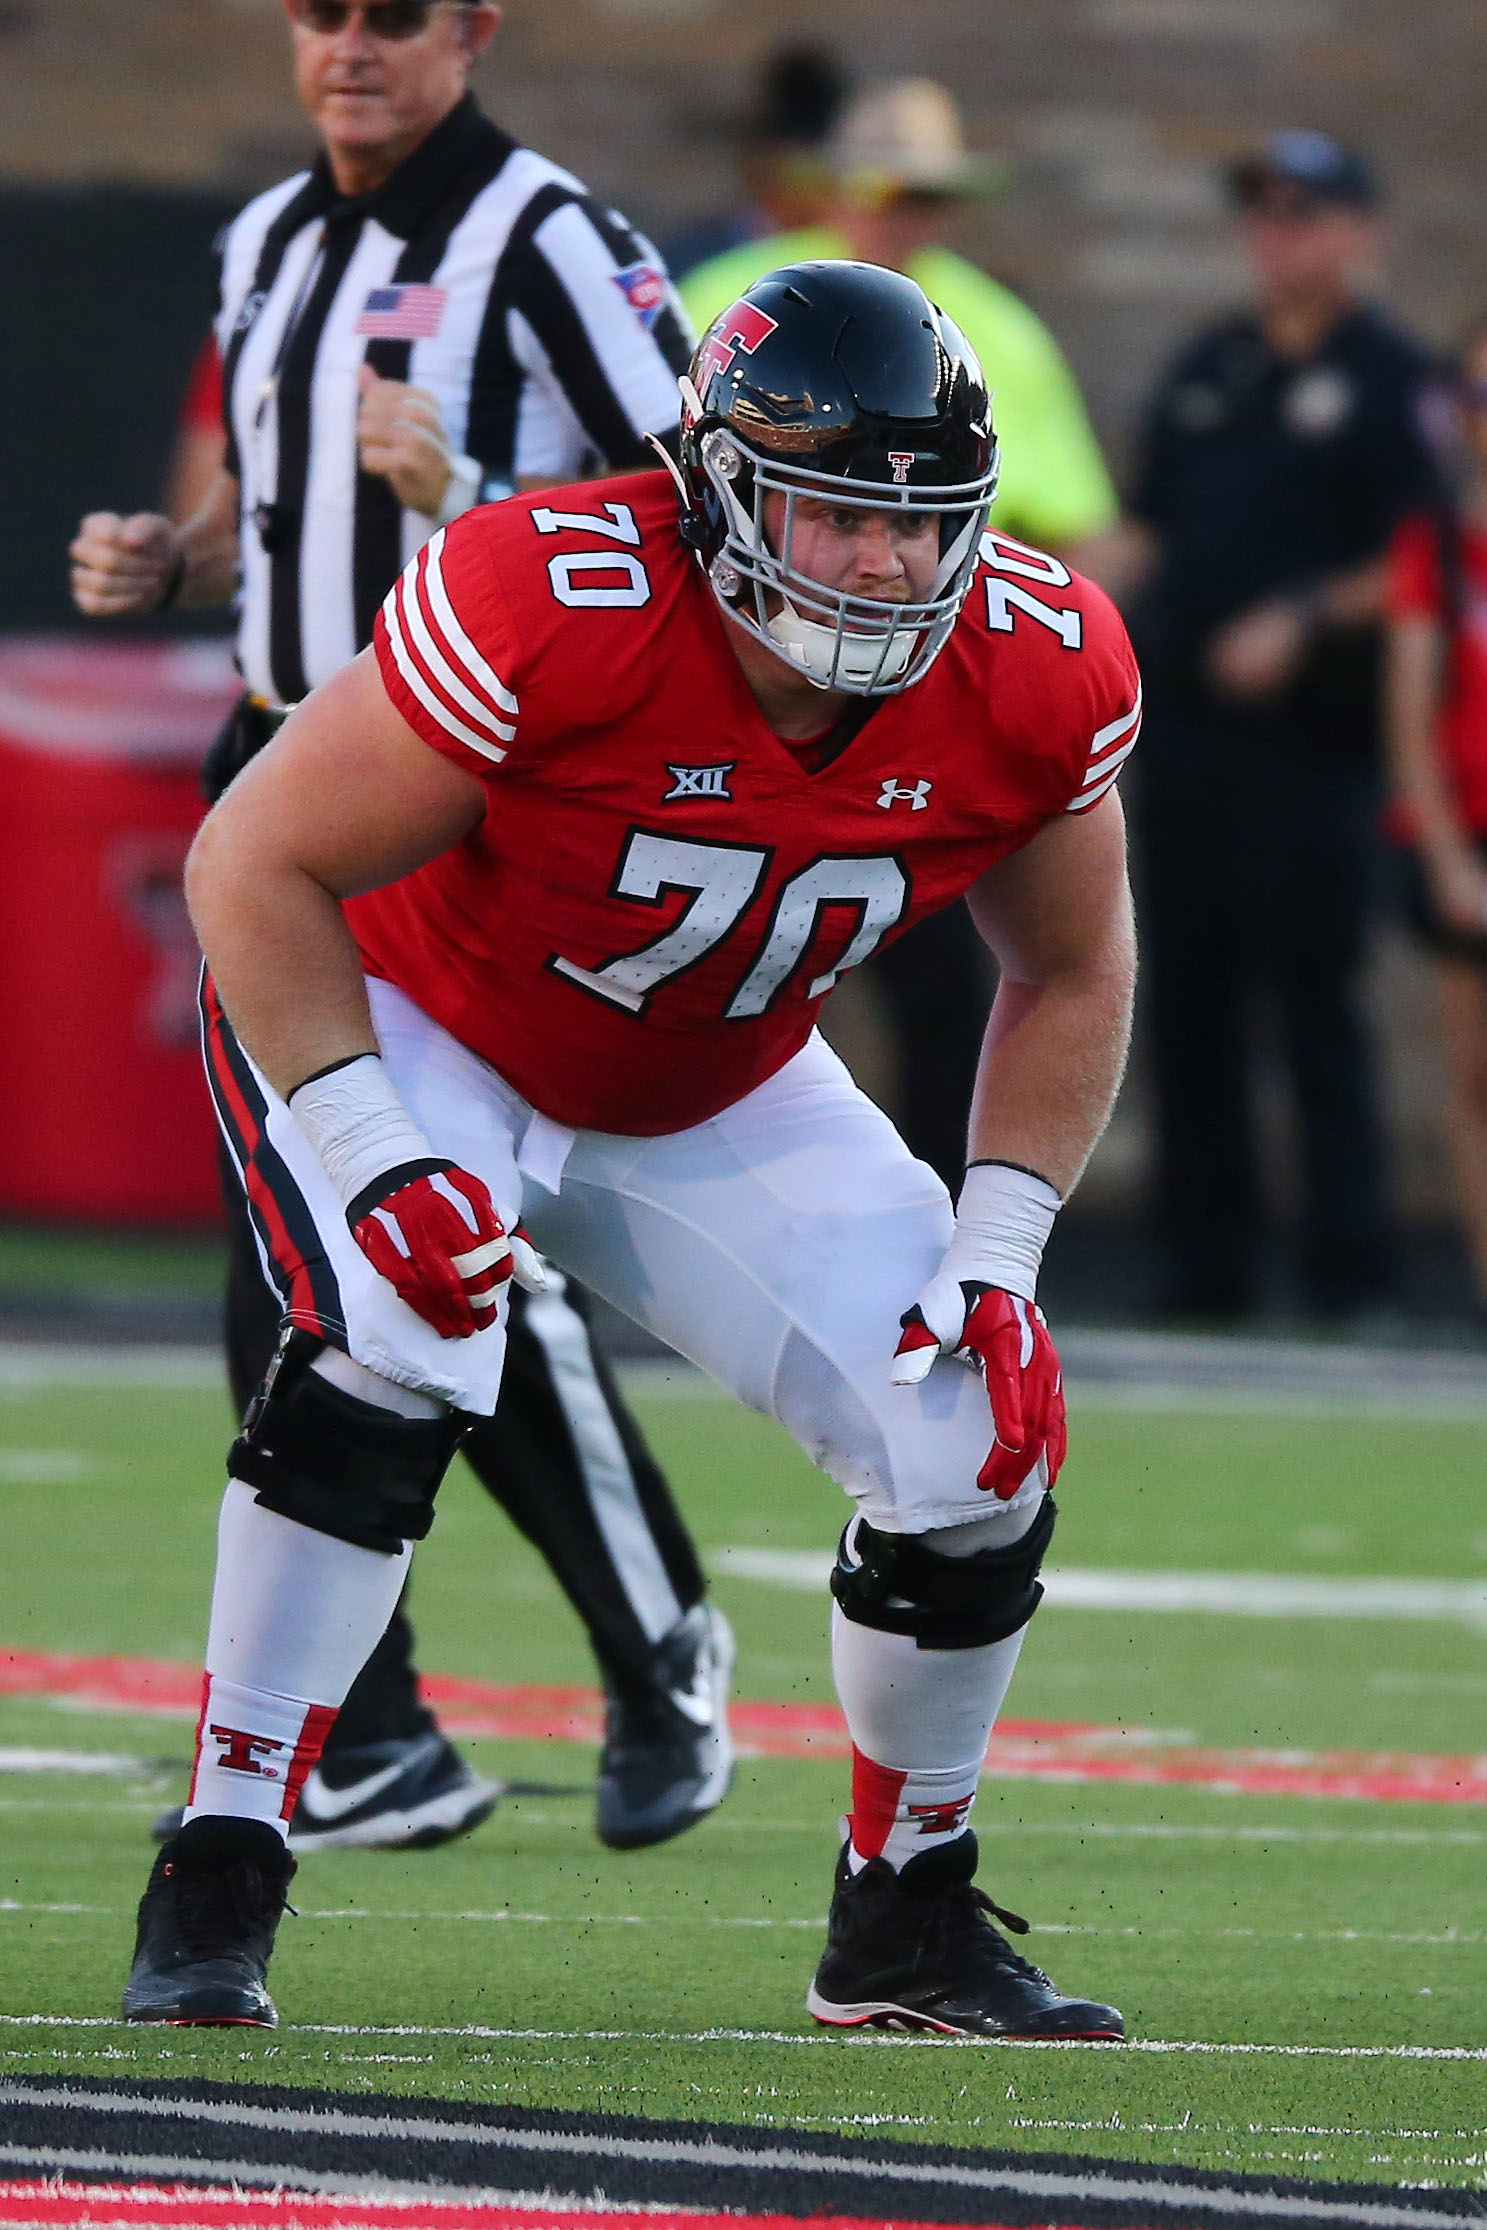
top-left (183, 1474), bottom-right (413, 1839)
top-left (831, 1498), bottom-right (1040, 1871)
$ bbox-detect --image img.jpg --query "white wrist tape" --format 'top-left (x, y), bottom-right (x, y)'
top-left (941, 1162), bottom-right (1062, 1303)
top-left (288, 1054), bottom-right (436, 1213)
top-left (434, 454), bottom-right (483, 527)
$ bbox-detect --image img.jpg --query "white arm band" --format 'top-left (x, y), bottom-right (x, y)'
top-left (288, 1054), bottom-right (436, 1213)
top-left (943, 1161), bottom-right (1063, 1303)
top-left (434, 453), bottom-right (483, 527)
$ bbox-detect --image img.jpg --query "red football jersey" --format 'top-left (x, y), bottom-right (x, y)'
top-left (1386, 511), bottom-right (1487, 837)
top-left (355, 472), bottom-right (1140, 1135)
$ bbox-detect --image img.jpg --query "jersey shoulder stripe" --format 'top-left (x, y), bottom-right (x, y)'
top-left (1066, 680), bottom-right (1141, 813)
top-left (378, 529), bottom-right (521, 770)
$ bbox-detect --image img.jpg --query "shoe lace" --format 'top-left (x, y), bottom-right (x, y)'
top-left (926, 1880), bottom-right (1057, 1991)
top-left (169, 1859), bottom-right (291, 1958)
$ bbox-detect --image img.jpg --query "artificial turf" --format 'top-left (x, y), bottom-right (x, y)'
top-left (0, 1370), bottom-right (1483, 2188)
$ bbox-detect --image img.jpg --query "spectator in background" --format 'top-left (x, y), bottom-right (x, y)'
top-left (682, 79), bottom-right (1117, 562)
top-left (661, 43), bottom-right (846, 278)
top-left (1116, 130), bottom-right (1438, 1322)
top-left (1384, 322), bottom-right (1487, 1315)
top-left (681, 78), bottom-right (1120, 1184)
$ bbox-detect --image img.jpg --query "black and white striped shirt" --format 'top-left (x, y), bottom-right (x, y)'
top-left (215, 96), bottom-right (692, 707)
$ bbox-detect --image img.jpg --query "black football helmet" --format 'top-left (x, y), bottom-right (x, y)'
top-left (677, 261), bottom-right (998, 694)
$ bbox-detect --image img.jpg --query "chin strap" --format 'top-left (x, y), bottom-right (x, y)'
top-left (767, 598), bottom-right (916, 690)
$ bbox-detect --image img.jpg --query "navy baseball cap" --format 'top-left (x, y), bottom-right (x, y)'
top-left (1228, 129), bottom-right (1381, 212)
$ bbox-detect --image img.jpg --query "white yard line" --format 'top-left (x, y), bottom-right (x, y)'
top-left (2, 2017), bottom-right (1484, 2062)
top-left (0, 1749), bottom-right (153, 1777)
top-left (0, 1345), bottom-right (223, 1391)
top-left (713, 1545), bottom-right (1487, 1624)
top-left (4, 1904), bottom-right (1475, 1950)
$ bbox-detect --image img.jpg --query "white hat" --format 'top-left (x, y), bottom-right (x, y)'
top-left (830, 78), bottom-right (1003, 202)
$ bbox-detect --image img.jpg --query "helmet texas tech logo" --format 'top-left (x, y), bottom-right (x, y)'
top-left (888, 451), bottom-right (915, 484)
top-left (694, 301), bottom-right (780, 395)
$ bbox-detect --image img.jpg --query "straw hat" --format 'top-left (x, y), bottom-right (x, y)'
top-left (830, 78), bottom-right (1003, 203)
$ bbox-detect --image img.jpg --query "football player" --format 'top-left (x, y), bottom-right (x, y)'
top-left (123, 261), bottom-right (1138, 2038)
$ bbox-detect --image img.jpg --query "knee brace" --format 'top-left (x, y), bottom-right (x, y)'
top-left (830, 1494), bottom-right (1057, 1650)
top-left (228, 1331), bottom-right (471, 1555)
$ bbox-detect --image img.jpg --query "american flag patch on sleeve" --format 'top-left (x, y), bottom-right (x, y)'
top-left (354, 284), bottom-right (449, 340)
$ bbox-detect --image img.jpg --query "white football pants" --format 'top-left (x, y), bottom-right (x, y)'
top-left (219, 974), bottom-right (1046, 1538)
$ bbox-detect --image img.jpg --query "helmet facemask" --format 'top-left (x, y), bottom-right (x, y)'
top-left (693, 420), bottom-right (999, 696)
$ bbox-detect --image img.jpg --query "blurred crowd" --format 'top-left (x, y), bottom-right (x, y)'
top-left (146, 39), bottom-right (1487, 1332)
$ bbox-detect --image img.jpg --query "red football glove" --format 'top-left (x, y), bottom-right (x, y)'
top-left (349, 1163), bottom-right (544, 1340)
top-left (892, 1280), bottom-right (1066, 1498)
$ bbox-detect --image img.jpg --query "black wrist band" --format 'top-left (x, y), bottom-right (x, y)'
top-left (155, 549), bottom-right (188, 612)
top-left (967, 1156), bottom-right (1062, 1196)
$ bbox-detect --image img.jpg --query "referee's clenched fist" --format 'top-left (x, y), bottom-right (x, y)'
top-left (69, 511), bottom-right (180, 616)
top-left (356, 366), bottom-right (459, 518)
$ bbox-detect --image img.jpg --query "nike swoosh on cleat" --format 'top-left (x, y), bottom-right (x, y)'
top-left (296, 1756), bottom-right (412, 1822)
top-left (667, 1661), bottom-right (722, 1728)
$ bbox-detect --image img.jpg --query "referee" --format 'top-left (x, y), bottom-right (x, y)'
top-left (70, 0), bottom-right (732, 1857)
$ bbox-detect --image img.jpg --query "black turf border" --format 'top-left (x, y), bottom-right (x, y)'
top-left (2, 2075), bottom-right (1484, 2228)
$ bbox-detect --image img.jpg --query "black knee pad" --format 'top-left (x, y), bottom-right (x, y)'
top-left (830, 1494), bottom-right (1058, 1651)
top-left (228, 1330), bottom-right (472, 1555)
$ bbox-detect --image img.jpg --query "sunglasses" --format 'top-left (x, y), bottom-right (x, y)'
top-left (290, 0), bottom-right (466, 38)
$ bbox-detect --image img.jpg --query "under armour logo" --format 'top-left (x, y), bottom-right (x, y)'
top-left (888, 451), bottom-right (915, 485)
top-left (234, 289), bottom-right (266, 336)
top-left (209, 1724), bottom-right (284, 1780)
top-left (877, 778), bottom-right (932, 811)
top-left (665, 763), bottom-right (735, 801)
top-left (907, 1797), bottom-right (974, 1837)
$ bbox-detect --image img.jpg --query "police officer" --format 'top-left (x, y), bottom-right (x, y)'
top-left (1122, 131), bottom-right (1438, 1320)
top-left (69, 0), bottom-right (732, 1855)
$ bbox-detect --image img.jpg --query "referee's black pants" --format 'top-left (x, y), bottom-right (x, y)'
top-left (1133, 708), bottom-right (1395, 1318)
top-left (222, 1152), bottom-right (707, 1748)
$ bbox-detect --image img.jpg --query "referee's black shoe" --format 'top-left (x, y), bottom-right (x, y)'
top-left (123, 1816), bottom-right (294, 2027)
top-left (597, 1602), bottom-right (735, 1849)
top-left (806, 1831), bottom-right (1125, 2040)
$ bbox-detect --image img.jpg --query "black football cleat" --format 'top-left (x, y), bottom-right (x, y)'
top-left (806, 1830), bottom-right (1125, 2040)
top-left (286, 1731), bottom-right (500, 1853)
top-left (597, 1601), bottom-right (735, 1850)
top-left (151, 1731), bottom-right (500, 1854)
top-left (122, 1815), bottom-right (296, 2027)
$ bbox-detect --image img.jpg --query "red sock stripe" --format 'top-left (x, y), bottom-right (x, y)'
top-left (185, 1670), bottom-right (211, 1810)
top-left (281, 1701), bottom-right (338, 1822)
top-left (848, 1744), bottom-right (907, 1860)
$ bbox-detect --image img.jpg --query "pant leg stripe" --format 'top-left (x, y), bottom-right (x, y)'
top-left (199, 975), bottom-right (345, 1341)
top-left (521, 1271), bottom-right (683, 1647)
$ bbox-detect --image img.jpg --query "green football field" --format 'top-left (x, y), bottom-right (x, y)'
top-left (1, 1356), bottom-right (1484, 2191)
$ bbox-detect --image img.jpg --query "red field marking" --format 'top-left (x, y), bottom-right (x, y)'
top-left (5, 1647), bottom-right (1486, 1803)
top-left (0, 2183), bottom-right (994, 2230)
